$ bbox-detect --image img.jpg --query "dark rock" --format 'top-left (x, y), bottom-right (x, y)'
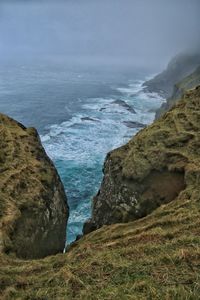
top-left (112, 100), bottom-right (136, 114)
top-left (83, 219), bottom-right (97, 235)
top-left (123, 121), bottom-right (146, 128)
top-left (81, 117), bottom-right (100, 122)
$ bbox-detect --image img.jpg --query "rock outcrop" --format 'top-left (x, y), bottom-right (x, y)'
top-left (155, 65), bottom-right (200, 119)
top-left (143, 53), bottom-right (200, 98)
top-left (84, 86), bottom-right (200, 233)
top-left (0, 114), bottom-right (68, 259)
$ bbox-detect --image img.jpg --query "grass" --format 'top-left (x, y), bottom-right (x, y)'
top-left (85, 85), bottom-right (200, 231)
top-left (1, 88), bottom-right (200, 299)
top-left (0, 113), bottom-right (68, 258)
top-left (0, 193), bottom-right (200, 299)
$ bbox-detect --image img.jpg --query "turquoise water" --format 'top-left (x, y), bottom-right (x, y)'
top-left (0, 64), bottom-right (164, 244)
top-left (40, 79), bottom-right (164, 244)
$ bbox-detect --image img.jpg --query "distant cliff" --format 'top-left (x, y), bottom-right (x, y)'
top-left (155, 65), bottom-right (200, 119)
top-left (143, 53), bottom-right (200, 98)
top-left (0, 114), bottom-right (68, 259)
top-left (84, 86), bottom-right (200, 233)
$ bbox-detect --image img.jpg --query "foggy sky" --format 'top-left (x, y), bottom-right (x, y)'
top-left (0, 0), bottom-right (199, 69)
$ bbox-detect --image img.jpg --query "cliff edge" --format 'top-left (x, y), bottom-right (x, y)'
top-left (84, 86), bottom-right (200, 233)
top-left (0, 114), bottom-right (68, 259)
top-left (1, 88), bottom-right (200, 299)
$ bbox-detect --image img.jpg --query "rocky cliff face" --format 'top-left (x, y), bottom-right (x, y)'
top-left (1, 90), bottom-right (200, 300)
top-left (84, 86), bottom-right (200, 233)
top-left (143, 53), bottom-right (200, 98)
top-left (1, 88), bottom-right (199, 299)
top-left (0, 114), bottom-right (68, 259)
top-left (155, 66), bottom-right (200, 119)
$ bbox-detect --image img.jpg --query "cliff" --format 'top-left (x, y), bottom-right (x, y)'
top-left (0, 114), bottom-right (68, 259)
top-left (84, 86), bottom-right (200, 233)
top-left (143, 53), bottom-right (200, 98)
top-left (1, 87), bottom-right (200, 299)
top-left (155, 65), bottom-right (200, 119)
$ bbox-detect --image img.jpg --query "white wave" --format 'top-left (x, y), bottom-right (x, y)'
top-left (41, 77), bottom-right (165, 243)
top-left (116, 80), bottom-right (144, 95)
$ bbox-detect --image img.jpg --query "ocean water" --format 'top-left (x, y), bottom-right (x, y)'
top-left (0, 63), bottom-right (164, 244)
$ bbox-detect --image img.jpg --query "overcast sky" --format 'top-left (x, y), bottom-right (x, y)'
top-left (0, 0), bottom-right (199, 69)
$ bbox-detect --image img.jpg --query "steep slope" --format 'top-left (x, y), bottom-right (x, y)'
top-left (1, 194), bottom-right (200, 299)
top-left (156, 66), bottom-right (200, 119)
top-left (0, 114), bottom-right (68, 259)
top-left (84, 86), bottom-right (200, 233)
top-left (0, 88), bottom-right (200, 299)
top-left (143, 53), bottom-right (200, 98)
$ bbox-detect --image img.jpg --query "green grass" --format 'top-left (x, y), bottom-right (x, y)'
top-left (1, 193), bottom-right (200, 299)
top-left (1, 88), bottom-right (200, 299)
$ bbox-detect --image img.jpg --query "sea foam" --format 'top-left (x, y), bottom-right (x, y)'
top-left (41, 78), bottom-right (164, 244)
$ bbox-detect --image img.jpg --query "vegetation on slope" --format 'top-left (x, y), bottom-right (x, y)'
top-left (0, 191), bottom-right (200, 299)
top-left (84, 86), bottom-right (200, 233)
top-left (0, 114), bottom-right (68, 259)
top-left (0, 87), bottom-right (200, 299)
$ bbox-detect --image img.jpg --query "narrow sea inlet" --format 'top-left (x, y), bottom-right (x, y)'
top-left (0, 64), bottom-right (164, 244)
top-left (40, 76), bottom-right (164, 244)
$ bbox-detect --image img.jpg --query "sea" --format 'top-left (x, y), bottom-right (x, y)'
top-left (0, 62), bottom-right (164, 244)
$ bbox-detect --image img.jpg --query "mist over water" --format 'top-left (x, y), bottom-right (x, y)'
top-left (0, 0), bottom-right (199, 69)
top-left (0, 0), bottom-right (199, 243)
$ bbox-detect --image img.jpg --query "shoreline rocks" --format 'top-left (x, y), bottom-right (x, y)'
top-left (123, 120), bottom-right (146, 129)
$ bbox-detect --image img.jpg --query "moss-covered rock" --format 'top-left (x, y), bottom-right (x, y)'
top-left (156, 66), bottom-right (200, 119)
top-left (0, 114), bottom-right (68, 259)
top-left (143, 52), bottom-right (200, 98)
top-left (84, 86), bottom-right (200, 232)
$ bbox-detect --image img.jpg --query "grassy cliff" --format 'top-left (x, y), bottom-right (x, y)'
top-left (84, 86), bottom-right (200, 234)
top-left (0, 114), bottom-right (68, 259)
top-left (1, 193), bottom-right (200, 299)
top-left (0, 87), bottom-right (200, 299)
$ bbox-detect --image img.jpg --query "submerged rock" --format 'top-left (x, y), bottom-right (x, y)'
top-left (112, 99), bottom-right (136, 114)
top-left (84, 86), bottom-right (200, 233)
top-left (81, 117), bottom-right (100, 122)
top-left (0, 114), bottom-right (69, 259)
top-left (99, 107), bottom-right (106, 112)
top-left (123, 121), bottom-right (145, 129)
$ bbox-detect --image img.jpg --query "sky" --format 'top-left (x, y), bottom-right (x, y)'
top-left (0, 0), bottom-right (199, 70)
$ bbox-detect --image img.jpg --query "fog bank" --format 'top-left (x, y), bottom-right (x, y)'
top-left (0, 0), bottom-right (199, 70)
